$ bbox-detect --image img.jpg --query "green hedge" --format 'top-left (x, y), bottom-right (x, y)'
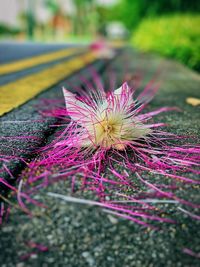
top-left (131, 14), bottom-right (200, 71)
top-left (0, 24), bottom-right (21, 35)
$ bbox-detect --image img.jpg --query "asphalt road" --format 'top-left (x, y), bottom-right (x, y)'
top-left (0, 44), bottom-right (200, 267)
top-left (0, 43), bottom-right (108, 193)
top-left (0, 42), bottom-right (76, 63)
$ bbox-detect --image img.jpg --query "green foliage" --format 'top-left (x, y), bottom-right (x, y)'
top-left (105, 0), bottom-right (200, 30)
top-left (132, 14), bottom-right (200, 71)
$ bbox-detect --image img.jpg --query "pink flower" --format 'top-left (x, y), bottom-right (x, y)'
top-left (38, 79), bottom-right (199, 227)
top-left (2, 74), bottom-right (199, 227)
top-left (62, 82), bottom-right (151, 150)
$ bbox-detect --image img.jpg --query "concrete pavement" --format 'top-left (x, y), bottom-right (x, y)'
top-left (0, 45), bottom-right (200, 266)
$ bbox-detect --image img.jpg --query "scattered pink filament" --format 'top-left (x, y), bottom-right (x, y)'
top-left (20, 241), bottom-right (48, 261)
top-left (0, 72), bottom-right (200, 228)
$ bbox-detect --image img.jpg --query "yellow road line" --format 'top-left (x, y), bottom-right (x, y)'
top-left (0, 52), bottom-right (97, 117)
top-left (0, 47), bottom-right (85, 75)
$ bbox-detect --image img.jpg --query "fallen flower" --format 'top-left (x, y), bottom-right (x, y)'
top-left (1, 76), bottom-right (200, 228)
top-left (17, 78), bottom-right (199, 227)
top-left (61, 83), bottom-right (151, 150)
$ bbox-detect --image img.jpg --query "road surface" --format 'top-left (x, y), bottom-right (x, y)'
top-left (0, 43), bottom-right (200, 267)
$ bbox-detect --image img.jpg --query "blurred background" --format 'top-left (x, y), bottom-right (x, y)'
top-left (0, 0), bottom-right (200, 71)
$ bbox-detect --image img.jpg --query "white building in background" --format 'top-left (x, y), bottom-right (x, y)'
top-left (0, 0), bottom-right (119, 28)
top-left (0, 0), bottom-right (26, 27)
top-left (57, 0), bottom-right (76, 15)
top-left (0, 0), bottom-right (76, 28)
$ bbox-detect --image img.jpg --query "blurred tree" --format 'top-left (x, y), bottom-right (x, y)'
top-left (73, 0), bottom-right (97, 36)
top-left (45, 0), bottom-right (59, 13)
top-left (27, 0), bottom-right (35, 39)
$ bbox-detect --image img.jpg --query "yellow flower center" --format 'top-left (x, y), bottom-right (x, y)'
top-left (102, 120), bottom-right (114, 135)
top-left (93, 115), bottom-right (124, 149)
